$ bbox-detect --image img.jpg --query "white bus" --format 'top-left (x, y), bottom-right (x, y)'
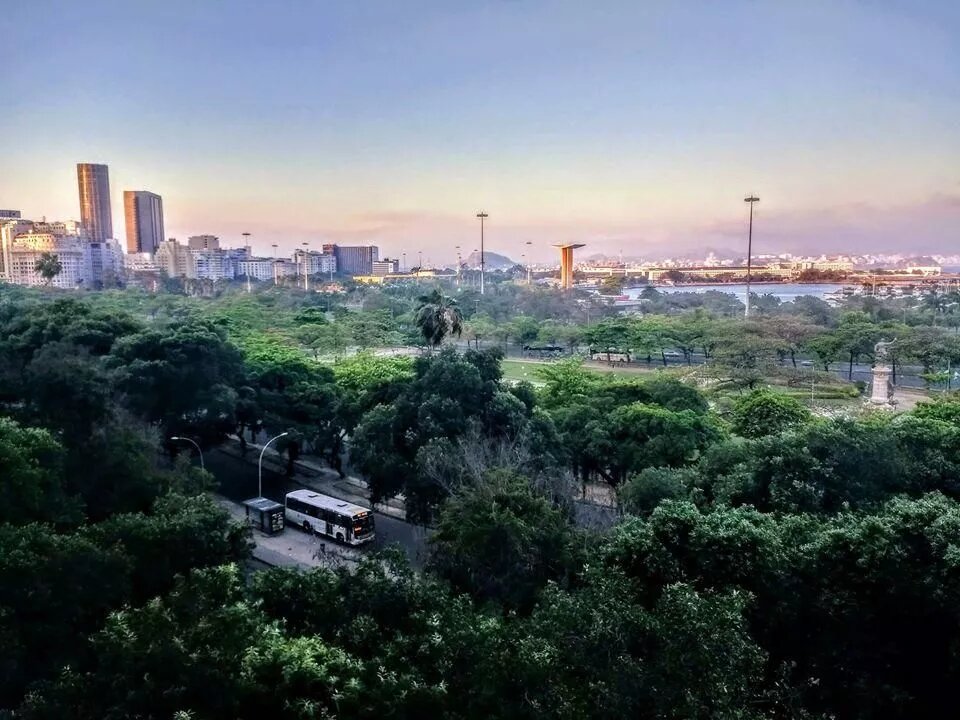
top-left (284, 489), bottom-right (376, 546)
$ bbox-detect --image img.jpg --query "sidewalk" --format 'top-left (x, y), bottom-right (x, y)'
top-left (221, 436), bottom-right (409, 521)
top-left (216, 497), bottom-right (360, 570)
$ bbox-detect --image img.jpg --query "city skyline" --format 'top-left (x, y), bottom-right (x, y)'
top-left (2, 1), bottom-right (958, 261)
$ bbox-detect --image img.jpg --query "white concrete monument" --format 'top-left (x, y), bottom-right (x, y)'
top-left (869, 338), bottom-right (897, 408)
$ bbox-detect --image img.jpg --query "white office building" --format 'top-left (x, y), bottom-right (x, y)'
top-left (4, 232), bottom-right (88, 288)
top-left (238, 258), bottom-right (276, 281)
top-left (192, 248), bottom-right (237, 281)
top-left (292, 250), bottom-right (336, 276)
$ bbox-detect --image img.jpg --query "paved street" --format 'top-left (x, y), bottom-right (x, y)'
top-left (206, 448), bottom-right (429, 568)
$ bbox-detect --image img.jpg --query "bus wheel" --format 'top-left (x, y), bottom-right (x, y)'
top-left (302, 521), bottom-right (312, 534)
top-left (336, 533), bottom-right (344, 543)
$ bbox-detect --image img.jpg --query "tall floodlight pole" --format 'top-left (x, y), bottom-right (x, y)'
top-left (455, 245), bottom-right (461, 287)
top-left (744, 195), bottom-right (759, 317)
top-left (302, 242), bottom-right (310, 291)
top-left (271, 244), bottom-right (278, 285)
top-left (242, 232), bottom-right (252, 293)
top-left (476, 211), bottom-right (488, 295)
top-left (525, 241), bottom-right (532, 284)
top-left (402, 252), bottom-right (406, 273)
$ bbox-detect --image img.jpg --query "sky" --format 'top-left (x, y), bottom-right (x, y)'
top-left (1, 0), bottom-right (958, 263)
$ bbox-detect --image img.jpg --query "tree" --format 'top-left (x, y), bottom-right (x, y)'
top-left (110, 320), bottom-right (244, 443)
top-left (805, 331), bottom-right (842, 372)
top-left (602, 403), bottom-right (722, 486)
top-left (33, 253), bottom-right (62, 286)
top-left (619, 466), bottom-right (693, 516)
top-left (730, 389), bottom-right (811, 438)
top-left (765, 316), bottom-right (822, 368)
top-left (834, 311), bottom-right (880, 380)
top-left (598, 275), bottom-right (626, 294)
top-left (0, 417), bottom-right (81, 526)
top-left (464, 314), bottom-right (496, 349)
top-left (414, 288), bottom-right (463, 348)
top-left (427, 471), bottom-right (581, 612)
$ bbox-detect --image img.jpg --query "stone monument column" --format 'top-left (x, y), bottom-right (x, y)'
top-left (869, 338), bottom-right (897, 408)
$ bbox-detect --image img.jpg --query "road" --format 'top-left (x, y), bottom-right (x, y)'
top-left (206, 448), bottom-right (429, 568)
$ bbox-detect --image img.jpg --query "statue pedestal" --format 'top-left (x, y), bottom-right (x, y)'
top-left (869, 365), bottom-right (895, 408)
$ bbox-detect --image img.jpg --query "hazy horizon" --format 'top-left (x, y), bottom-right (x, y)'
top-left (2, 1), bottom-right (957, 262)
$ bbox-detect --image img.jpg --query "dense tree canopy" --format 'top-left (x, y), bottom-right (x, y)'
top-left (4, 280), bottom-right (960, 719)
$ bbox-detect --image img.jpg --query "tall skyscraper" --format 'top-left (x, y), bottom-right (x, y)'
top-left (77, 163), bottom-right (113, 242)
top-left (123, 191), bottom-right (164, 254)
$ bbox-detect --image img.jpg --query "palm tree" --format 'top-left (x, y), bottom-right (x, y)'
top-left (415, 289), bottom-right (463, 349)
top-left (34, 252), bottom-right (63, 286)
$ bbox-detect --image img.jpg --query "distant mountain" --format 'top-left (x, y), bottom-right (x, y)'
top-left (464, 250), bottom-right (516, 270)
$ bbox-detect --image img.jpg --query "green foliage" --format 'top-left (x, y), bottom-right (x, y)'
top-left (33, 252), bottom-right (63, 285)
top-left (0, 498), bottom-right (249, 708)
top-left (331, 351), bottom-right (414, 393)
top-left (730, 389), bottom-right (812, 438)
top-left (428, 472), bottom-right (581, 611)
top-left (603, 494), bottom-right (960, 718)
top-left (620, 466), bottom-right (694, 516)
top-left (415, 288), bottom-right (464, 347)
top-left (0, 418), bottom-right (81, 526)
top-left (912, 396), bottom-right (960, 425)
top-left (110, 319), bottom-right (244, 442)
top-left (9, 277), bottom-right (960, 720)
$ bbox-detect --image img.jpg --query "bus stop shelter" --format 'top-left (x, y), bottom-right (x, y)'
top-left (242, 497), bottom-right (285, 536)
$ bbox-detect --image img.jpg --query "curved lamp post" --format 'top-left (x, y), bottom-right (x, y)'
top-left (170, 436), bottom-right (204, 472)
top-left (258, 432), bottom-right (289, 498)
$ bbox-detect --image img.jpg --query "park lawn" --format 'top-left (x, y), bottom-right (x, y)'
top-left (500, 358), bottom-right (638, 383)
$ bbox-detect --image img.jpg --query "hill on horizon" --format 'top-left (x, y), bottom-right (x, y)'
top-left (463, 250), bottom-right (516, 270)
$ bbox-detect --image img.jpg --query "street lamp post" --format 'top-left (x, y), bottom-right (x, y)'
top-left (744, 195), bottom-right (759, 317)
top-left (170, 436), bottom-right (204, 472)
top-left (271, 243), bottom-right (279, 285)
top-left (525, 241), bottom-right (532, 284)
top-left (242, 232), bottom-right (252, 293)
top-left (402, 252), bottom-right (406, 273)
top-left (455, 245), bottom-right (461, 287)
top-left (258, 432), bottom-right (289, 498)
top-left (302, 242), bottom-right (310, 292)
top-left (476, 211), bottom-right (488, 295)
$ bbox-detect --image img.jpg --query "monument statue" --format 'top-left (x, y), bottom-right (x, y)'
top-left (874, 338), bottom-right (896, 363)
top-left (869, 338), bottom-right (897, 408)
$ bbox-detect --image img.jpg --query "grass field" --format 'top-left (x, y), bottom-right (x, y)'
top-left (500, 358), bottom-right (641, 383)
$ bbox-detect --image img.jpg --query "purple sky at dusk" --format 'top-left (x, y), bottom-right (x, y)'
top-left (1, 0), bottom-right (958, 262)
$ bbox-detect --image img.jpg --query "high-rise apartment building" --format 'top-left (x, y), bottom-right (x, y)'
top-left (322, 243), bottom-right (378, 275)
top-left (77, 163), bottom-right (113, 242)
top-left (155, 239), bottom-right (195, 278)
top-left (124, 191), bottom-right (164, 254)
